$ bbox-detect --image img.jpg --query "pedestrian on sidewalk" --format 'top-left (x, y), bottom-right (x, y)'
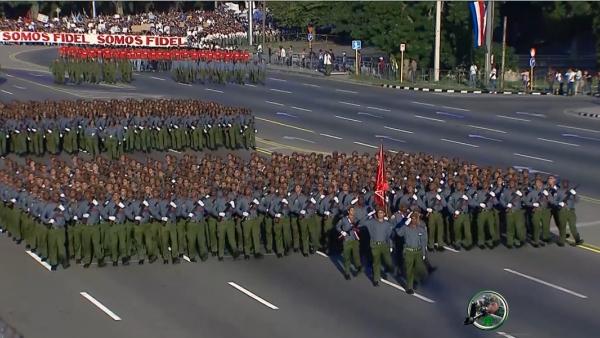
top-left (410, 59), bottom-right (417, 83)
top-left (489, 66), bottom-right (497, 94)
top-left (469, 63), bottom-right (478, 87)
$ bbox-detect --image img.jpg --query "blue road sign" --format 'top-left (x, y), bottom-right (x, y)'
top-left (307, 33), bottom-right (313, 42)
top-left (352, 40), bottom-right (362, 50)
top-left (529, 58), bottom-right (536, 68)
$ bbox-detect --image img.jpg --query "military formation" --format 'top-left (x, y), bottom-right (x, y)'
top-left (0, 99), bottom-right (256, 158)
top-left (0, 150), bottom-right (582, 292)
top-left (171, 60), bottom-right (266, 85)
top-left (50, 58), bottom-right (133, 84)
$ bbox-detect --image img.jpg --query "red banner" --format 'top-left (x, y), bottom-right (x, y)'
top-left (0, 31), bottom-right (188, 48)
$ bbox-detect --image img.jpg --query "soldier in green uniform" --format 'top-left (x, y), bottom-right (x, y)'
top-left (186, 189), bottom-right (209, 262)
top-left (336, 206), bottom-right (362, 280)
top-left (448, 181), bottom-right (473, 250)
top-left (81, 192), bottom-right (106, 268)
top-left (553, 180), bottom-right (583, 246)
top-left (500, 180), bottom-right (526, 248)
top-left (396, 212), bottom-right (428, 294)
top-left (365, 207), bottom-right (395, 286)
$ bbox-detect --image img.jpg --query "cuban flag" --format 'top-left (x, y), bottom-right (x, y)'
top-left (469, 1), bottom-right (487, 48)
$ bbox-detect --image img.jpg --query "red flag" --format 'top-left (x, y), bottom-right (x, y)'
top-left (374, 144), bottom-right (388, 208)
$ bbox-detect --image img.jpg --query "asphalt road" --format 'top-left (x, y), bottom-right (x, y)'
top-left (1, 46), bottom-right (599, 338)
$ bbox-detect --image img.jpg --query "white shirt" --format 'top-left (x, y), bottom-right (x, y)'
top-left (280, 48), bottom-right (286, 58)
top-left (324, 53), bottom-right (332, 65)
top-left (490, 68), bottom-right (497, 80)
top-left (470, 65), bottom-right (478, 75)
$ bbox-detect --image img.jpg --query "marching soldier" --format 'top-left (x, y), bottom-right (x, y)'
top-left (269, 187), bottom-right (290, 257)
top-left (237, 187), bottom-right (263, 259)
top-left (365, 207), bottom-right (395, 286)
top-left (525, 179), bottom-right (552, 247)
top-left (186, 189), bottom-right (209, 262)
top-left (474, 181), bottom-right (499, 249)
top-left (336, 205), bottom-right (362, 280)
top-left (447, 181), bottom-right (473, 250)
top-left (424, 182), bottom-right (447, 251)
top-left (212, 190), bottom-right (239, 260)
top-left (44, 195), bottom-right (70, 270)
top-left (500, 180), bottom-right (526, 248)
top-left (553, 180), bottom-right (583, 246)
top-left (396, 212), bottom-right (428, 294)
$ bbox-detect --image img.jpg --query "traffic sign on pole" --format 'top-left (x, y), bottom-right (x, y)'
top-left (307, 33), bottom-right (313, 42)
top-left (400, 43), bottom-right (405, 52)
top-left (530, 48), bottom-right (536, 57)
top-left (352, 40), bottom-right (362, 50)
top-left (529, 58), bottom-right (536, 68)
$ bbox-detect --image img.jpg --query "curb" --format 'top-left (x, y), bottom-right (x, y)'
top-left (576, 112), bottom-right (600, 119)
top-left (380, 84), bottom-right (552, 96)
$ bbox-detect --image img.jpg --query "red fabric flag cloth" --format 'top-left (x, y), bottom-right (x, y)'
top-left (374, 144), bottom-right (389, 208)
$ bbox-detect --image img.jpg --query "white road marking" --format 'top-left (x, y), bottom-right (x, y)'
top-left (290, 106), bottom-right (312, 112)
top-left (577, 220), bottom-right (600, 228)
top-left (562, 133), bottom-right (600, 142)
top-left (513, 153), bottom-right (554, 163)
top-left (557, 124), bottom-right (600, 134)
top-left (503, 268), bottom-right (588, 299)
top-left (183, 255), bottom-right (191, 262)
top-left (283, 136), bottom-right (315, 143)
top-left (339, 101), bottom-right (361, 107)
top-left (265, 100), bottom-right (284, 106)
top-left (375, 135), bottom-right (405, 143)
top-left (537, 137), bottom-right (580, 147)
top-left (228, 282), bottom-right (279, 310)
top-left (319, 133), bottom-right (343, 140)
top-left (1, 89), bottom-right (14, 95)
top-left (467, 124), bottom-right (507, 134)
top-left (245, 84), bottom-right (257, 87)
top-left (29, 73), bottom-right (45, 77)
top-left (367, 106), bottom-right (391, 112)
top-left (353, 141), bottom-right (378, 149)
top-left (443, 245), bottom-right (459, 253)
top-left (269, 88), bottom-right (292, 94)
top-left (178, 83), bottom-right (192, 86)
top-left (379, 278), bottom-right (435, 303)
top-left (468, 134), bottom-right (503, 142)
top-left (302, 83), bottom-right (320, 88)
top-left (384, 126), bottom-right (414, 134)
top-left (497, 332), bottom-right (517, 338)
top-left (497, 115), bottom-right (530, 122)
top-left (168, 149), bottom-right (181, 153)
top-left (268, 77), bottom-right (287, 82)
top-left (13, 85), bottom-right (26, 90)
top-left (275, 112), bottom-right (298, 118)
top-left (358, 112), bottom-right (383, 119)
top-left (441, 138), bottom-right (479, 148)
top-left (516, 111), bottom-right (546, 118)
top-left (316, 250), bottom-right (329, 257)
top-left (411, 101), bottom-right (435, 107)
top-left (335, 89), bottom-right (358, 94)
top-left (415, 115), bottom-right (445, 123)
top-left (436, 111), bottom-right (464, 119)
top-left (25, 250), bottom-right (52, 271)
top-left (440, 105), bottom-right (470, 112)
top-left (335, 115), bottom-right (362, 123)
top-left (150, 76), bottom-right (166, 81)
top-left (6, 74), bottom-right (15, 77)
top-left (80, 292), bottom-right (122, 321)
top-left (205, 88), bottom-right (224, 94)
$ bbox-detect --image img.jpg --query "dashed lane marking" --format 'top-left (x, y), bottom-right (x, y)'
top-left (339, 101), bottom-right (361, 107)
top-left (497, 115), bottom-right (530, 122)
top-left (353, 141), bottom-right (378, 149)
top-left (265, 100), bottom-right (284, 106)
top-left (557, 124), bottom-right (600, 134)
top-left (415, 115), bottom-right (445, 123)
top-left (367, 106), bottom-right (391, 112)
top-left (269, 88), bottom-right (292, 94)
top-left (268, 77), bottom-right (287, 82)
top-left (205, 88), bottom-right (224, 94)
top-left (537, 138), bottom-right (580, 147)
top-left (440, 138), bottom-right (479, 148)
top-left (319, 133), bottom-right (343, 140)
top-left (335, 115), bottom-right (362, 123)
top-left (503, 268), bottom-right (588, 299)
top-left (1, 89), bottom-right (14, 95)
top-left (255, 117), bottom-right (314, 133)
top-left (228, 282), bottom-right (279, 310)
top-left (335, 89), bottom-right (358, 94)
top-left (467, 124), bottom-right (507, 134)
top-left (149, 76), bottom-right (166, 81)
top-left (80, 292), bottom-right (122, 320)
top-left (384, 126), bottom-right (414, 134)
top-left (513, 153), bottom-right (553, 163)
top-left (290, 106), bottom-right (312, 112)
